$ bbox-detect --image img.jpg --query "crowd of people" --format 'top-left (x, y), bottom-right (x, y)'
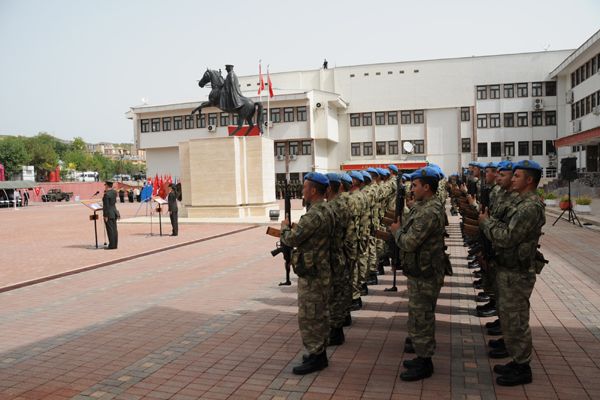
top-left (277, 159), bottom-right (546, 387)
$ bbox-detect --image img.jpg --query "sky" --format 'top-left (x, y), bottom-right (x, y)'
top-left (0, 0), bottom-right (599, 144)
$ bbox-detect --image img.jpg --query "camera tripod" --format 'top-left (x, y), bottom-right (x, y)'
top-left (552, 180), bottom-right (582, 227)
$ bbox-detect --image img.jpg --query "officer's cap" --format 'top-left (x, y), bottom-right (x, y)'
top-left (512, 160), bottom-right (542, 172)
top-left (349, 171), bottom-right (364, 182)
top-left (340, 173), bottom-right (353, 185)
top-left (105, 180), bottom-right (113, 186)
top-left (361, 171), bottom-right (372, 181)
top-left (411, 166), bottom-right (441, 182)
top-left (304, 172), bottom-right (329, 186)
top-left (388, 164), bottom-right (399, 173)
top-left (497, 160), bottom-right (514, 172)
top-left (366, 167), bottom-right (379, 175)
top-left (325, 172), bottom-right (341, 183)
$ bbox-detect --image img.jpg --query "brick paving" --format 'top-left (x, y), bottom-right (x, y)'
top-left (0, 210), bottom-right (599, 399)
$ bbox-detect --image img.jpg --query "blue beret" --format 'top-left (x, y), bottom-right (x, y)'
top-left (377, 168), bottom-right (389, 176)
top-left (382, 168), bottom-right (391, 176)
top-left (326, 173), bottom-right (341, 183)
top-left (513, 160), bottom-right (542, 172)
top-left (305, 172), bottom-right (329, 186)
top-left (366, 167), bottom-right (379, 175)
top-left (388, 164), bottom-right (399, 173)
top-left (361, 171), bottom-right (372, 181)
top-left (485, 162), bottom-right (498, 169)
top-left (497, 161), bottom-right (514, 172)
top-left (349, 171), bottom-right (364, 182)
top-left (401, 173), bottom-right (411, 181)
top-left (340, 173), bottom-right (353, 185)
top-left (411, 166), bottom-right (441, 181)
top-left (468, 161), bottom-right (478, 167)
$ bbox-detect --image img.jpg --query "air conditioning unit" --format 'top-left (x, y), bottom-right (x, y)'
top-left (263, 120), bottom-right (273, 128)
top-left (289, 154), bottom-right (297, 161)
top-left (566, 90), bottom-right (574, 104)
top-left (276, 154), bottom-right (285, 161)
top-left (572, 119), bottom-right (582, 133)
top-left (207, 125), bottom-right (215, 132)
top-left (533, 98), bottom-right (544, 110)
top-left (593, 105), bottom-right (600, 116)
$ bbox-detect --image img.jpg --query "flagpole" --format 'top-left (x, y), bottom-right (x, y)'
top-left (267, 64), bottom-right (270, 138)
top-left (258, 60), bottom-right (262, 134)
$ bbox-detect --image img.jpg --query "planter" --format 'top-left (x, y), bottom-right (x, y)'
top-left (559, 201), bottom-right (572, 210)
top-left (544, 199), bottom-right (557, 207)
top-left (574, 204), bottom-right (591, 214)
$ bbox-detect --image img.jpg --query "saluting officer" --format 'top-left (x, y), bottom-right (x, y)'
top-left (102, 181), bottom-right (119, 250)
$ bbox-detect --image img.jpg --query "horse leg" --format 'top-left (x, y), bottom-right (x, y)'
top-left (229, 111), bottom-right (244, 136)
top-left (191, 101), bottom-right (211, 115)
top-left (245, 114), bottom-right (254, 136)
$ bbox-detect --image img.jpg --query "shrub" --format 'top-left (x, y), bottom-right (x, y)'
top-left (545, 192), bottom-right (557, 200)
top-left (575, 196), bottom-right (592, 205)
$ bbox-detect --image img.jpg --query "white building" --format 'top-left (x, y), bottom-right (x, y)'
top-left (127, 29), bottom-right (600, 185)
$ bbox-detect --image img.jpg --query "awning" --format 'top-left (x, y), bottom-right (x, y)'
top-left (0, 181), bottom-right (38, 190)
top-left (554, 126), bottom-right (600, 148)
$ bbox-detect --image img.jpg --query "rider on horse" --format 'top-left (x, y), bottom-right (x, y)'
top-left (220, 65), bottom-right (244, 111)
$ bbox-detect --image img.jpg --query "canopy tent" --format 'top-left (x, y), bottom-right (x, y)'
top-left (0, 180), bottom-right (38, 190)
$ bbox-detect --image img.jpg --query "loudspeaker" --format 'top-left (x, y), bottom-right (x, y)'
top-left (560, 157), bottom-right (577, 181)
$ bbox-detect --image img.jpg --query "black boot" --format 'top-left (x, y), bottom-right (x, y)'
top-left (493, 360), bottom-right (517, 375)
top-left (343, 313), bottom-right (352, 327)
top-left (496, 362), bottom-right (532, 386)
top-left (402, 357), bottom-right (420, 368)
top-left (486, 319), bottom-right (500, 329)
top-left (400, 357), bottom-right (433, 381)
top-left (404, 337), bottom-right (415, 353)
top-left (293, 351), bottom-right (328, 375)
top-left (328, 327), bottom-right (345, 346)
top-left (476, 292), bottom-right (491, 302)
top-left (377, 264), bottom-right (385, 275)
top-left (360, 283), bottom-right (369, 296)
top-left (366, 273), bottom-right (378, 285)
top-left (350, 298), bottom-right (362, 311)
top-left (487, 325), bottom-right (503, 336)
top-left (488, 338), bottom-right (505, 349)
top-left (489, 348), bottom-right (510, 359)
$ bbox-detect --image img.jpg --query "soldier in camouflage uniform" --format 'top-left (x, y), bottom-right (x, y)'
top-left (390, 166), bottom-right (446, 381)
top-left (365, 168), bottom-right (382, 284)
top-left (349, 171), bottom-right (368, 310)
top-left (359, 171), bottom-right (376, 293)
top-left (479, 160), bottom-right (545, 386)
top-left (281, 172), bottom-right (335, 375)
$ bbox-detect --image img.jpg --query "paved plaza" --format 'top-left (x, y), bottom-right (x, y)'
top-left (0, 202), bottom-right (599, 399)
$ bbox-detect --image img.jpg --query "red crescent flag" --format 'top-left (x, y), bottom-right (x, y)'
top-left (267, 68), bottom-right (274, 98)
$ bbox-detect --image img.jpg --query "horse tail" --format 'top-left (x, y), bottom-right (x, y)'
top-left (255, 102), bottom-right (264, 133)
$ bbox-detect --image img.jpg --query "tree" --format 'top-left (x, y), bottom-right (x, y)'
top-left (71, 137), bottom-right (86, 152)
top-left (24, 133), bottom-right (58, 180)
top-left (0, 136), bottom-right (30, 178)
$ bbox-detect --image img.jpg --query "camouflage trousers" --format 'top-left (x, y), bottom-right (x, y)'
top-left (482, 259), bottom-right (497, 296)
top-left (367, 236), bottom-right (377, 275)
top-left (330, 261), bottom-right (352, 329)
top-left (496, 267), bottom-right (536, 364)
top-left (353, 238), bottom-right (369, 300)
top-left (407, 272), bottom-right (445, 358)
top-left (297, 275), bottom-right (330, 355)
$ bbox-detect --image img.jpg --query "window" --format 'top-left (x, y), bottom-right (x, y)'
top-left (503, 84), bottom-right (514, 98)
top-left (504, 142), bottom-right (515, 157)
top-left (545, 140), bottom-right (556, 155)
top-left (363, 142), bottom-right (373, 156)
top-left (545, 81), bottom-right (556, 96)
top-left (208, 113), bottom-right (217, 126)
top-left (477, 114), bottom-right (488, 128)
top-left (478, 142), bottom-right (488, 157)
top-left (532, 111), bottom-right (543, 127)
top-left (350, 113), bottom-right (360, 127)
top-left (220, 113), bottom-right (230, 126)
top-left (196, 113), bottom-right (206, 128)
top-left (489, 85), bottom-right (500, 99)
top-left (275, 142), bottom-right (285, 156)
top-left (184, 115), bottom-right (194, 129)
top-left (262, 109), bottom-right (268, 124)
top-left (518, 141), bottom-right (529, 156)
top-left (231, 113), bottom-right (239, 125)
top-left (362, 113), bottom-right (372, 126)
top-left (532, 141), bottom-right (543, 156)
top-left (376, 141), bottom-right (386, 155)
top-left (173, 116), bottom-right (183, 130)
top-left (414, 110), bottom-right (424, 124)
top-left (270, 108), bottom-right (281, 123)
top-left (401, 111), bottom-right (411, 124)
top-left (289, 141), bottom-right (298, 155)
top-left (545, 111), bottom-right (556, 126)
top-left (162, 117), bottom-right (172, 131)
top-left (140, 119), bottom-right (149, 133)
top-left (151, 118), bottom-right (160, 132)
top-left (532, 82), bottom-right (543, 97)
top-left (462, 138), bottom-right (471, 153)
top-left (517, 112), bottom-right (528, 127)
top-left (504, 113), bottom-right (514, 127)
top-left (283, 107), bottom-right (295, 122)
top-left (388, 141), bottom-right (398, 155)
top-left (375, 112), bottom-right (385, 125)
top-left (388, 111), bottom-right (398, 125)
top-left (517, 83), bottom-right (528, 97)
top-left (477, 85), bottom-right (487, 100)
top-left (491, 142), bottom-right (501, 157)
top-left (413, 140), bottom-right (425, 154)
top-left (461, 107), bottom-right (470, 122)
top-left (351, 143), bottom-right (361, 156)
top-left (490, 113), bottom-right (500, 128)
top-left (546, 167), bottom-right (557, 178)
top-left (301, 141), bottom-right (311, 155)
top-left (297, 106), bottom-right (307, 121)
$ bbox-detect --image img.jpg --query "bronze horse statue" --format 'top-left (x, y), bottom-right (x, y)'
top-left (191, 69), bottom-right (264, 136)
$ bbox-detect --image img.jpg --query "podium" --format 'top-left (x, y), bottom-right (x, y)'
top-left (153, 196), bottom-right (167, 236)
top-left (82, 201), bottom-right (103, 249)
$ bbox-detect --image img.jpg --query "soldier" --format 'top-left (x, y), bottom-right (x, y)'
top-left (390, 167), bottom-right (447, 381)
top-left (349, 171), bottom-right (367, 310)
top-left (360, 170), bottom-right (375, 291)
top-left (167, 183), bottom-right (178, 236)
top-left (479, 160), bottom-right (545, 386)
top-left (102, 181), bottom-right (119, 250)
top-left (281, 172), bottom-right (334, 375)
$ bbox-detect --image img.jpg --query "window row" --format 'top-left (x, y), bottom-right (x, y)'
top-left (570, 90), bottom-right (600, 120)
top-left (348, 69), bottom-right (418, 78)
top-left (350, 140), bottom-right (424, 156)
top-left (274, 140), bottom-right (312, 156)
top-left (571, 52), bottom-right (600, 88)
top-left (476, 140), bottom-right (556, 158)
top-left (476, 111), bottom-right (556, 128)
top-left (140, 107), bottom-right (308, 133)
top-left (476, 82), bottom-right (556, 100)
top-left (350, 110), bottom-right (424, 127)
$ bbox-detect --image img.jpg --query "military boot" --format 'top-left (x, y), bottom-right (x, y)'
top-left (377, 264), bottom-right (385, 275)
top-left (488, 348), bottom-right (509, 359)
top-left (485, 319), bottom-right (500, 329)
top-left (404, 337), bottom-right (415, 353)
top-left (293, 351), bottom-right (328, 375)
top-left (496, 362), bottom-right (532, 386)
top-left (493, 360), bottom-right (517, 375)
top-left (400, 357), bottom-right (433, 381)
top-left (487, 325), bottom-right (503, 336)
top-left (343, 313), bottom-right (352, 327)
top-left (476, 292), bottom-right (491, 302)
top-left (366, 273), bottom-right (378, 285)
top-left (328, 327), bottom-right (345, 346)
top-left (350, 298), bottom-right (362, 311)
top-left (488, 338), bottom-right (505, 349)
top-left (360, 284), bottom-right (369, 296)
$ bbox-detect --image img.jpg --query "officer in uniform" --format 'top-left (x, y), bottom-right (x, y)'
top-left (281, 172), bottom-right (334, 375)
top-left (102, 181), bottom-right (119, 249)
top-left (390, 166), bottom-right (446, 381)
top-left (479, 160), bottom-right (545, 386)
top-left (349, 171), bottom-right (367, 310)
top-left (167, 183), bottom-right (178, 236)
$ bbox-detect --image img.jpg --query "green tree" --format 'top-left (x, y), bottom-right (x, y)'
top-left (25, 133), bottom-right (59, 180)
top-left (71, 137), bottom-right (86, 152)
top-left (0, 136), bottom-right (30, 177)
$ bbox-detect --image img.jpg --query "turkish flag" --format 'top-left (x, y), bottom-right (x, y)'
top-left (267, 69), bottom-right (274, 98)
top-left (34, 187), bottom-right (41, 196)
top-left (257, 62), bottom-right (265, 95)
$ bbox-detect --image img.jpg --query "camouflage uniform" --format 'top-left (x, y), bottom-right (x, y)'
top-left (355, 187), bottom-right (371, 296)
top-left (480, 191), bottom-right (545, 364)
top-left (394, 197), bottom-right (446, 357)
top-left (281, 199), bottom-right (335, 355)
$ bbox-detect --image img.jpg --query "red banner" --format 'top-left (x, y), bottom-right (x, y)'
top-left (227, 126), bottom-right (261, 136)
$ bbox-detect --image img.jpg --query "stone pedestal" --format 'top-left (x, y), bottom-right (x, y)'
top-left (178, 136), bottom-right (277, 218)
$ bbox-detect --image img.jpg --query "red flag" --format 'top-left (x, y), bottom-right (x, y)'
top-left (153, 175), bottom-right (159, 195)
top-left (257, 62), bottom-right (265, 95)
top-left (267, 68), bottom-right (274, 98)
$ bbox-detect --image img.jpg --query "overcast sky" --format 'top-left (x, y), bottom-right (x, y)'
top-left (0, 0), bottom-right (599, 144)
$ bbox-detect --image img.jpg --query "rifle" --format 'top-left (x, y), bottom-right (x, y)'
top-left (385, 174), bottom-right (405, 292)
top-left (269, 181), bottom-right (292, 286)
